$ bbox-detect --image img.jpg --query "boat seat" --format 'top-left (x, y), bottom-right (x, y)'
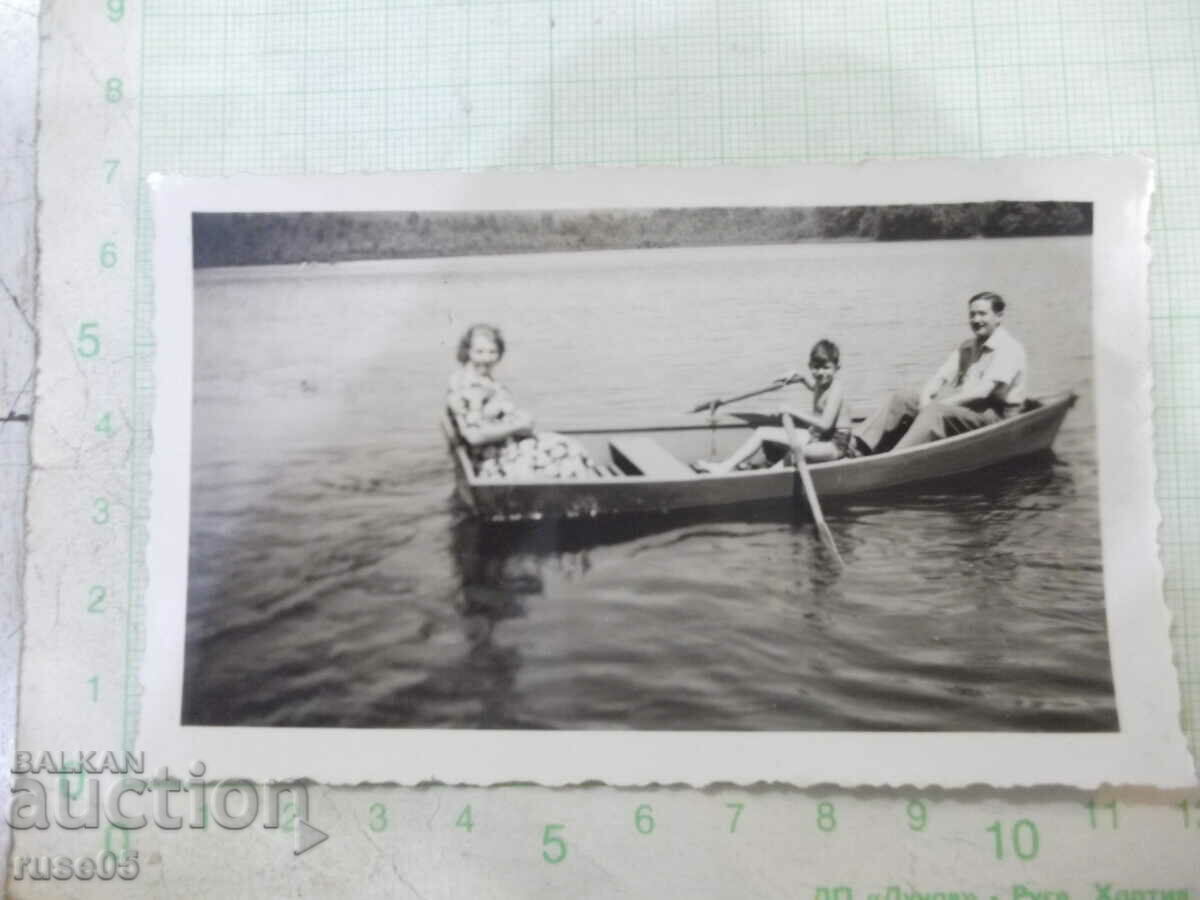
top-left (609, 437), bottom-right (695, 478)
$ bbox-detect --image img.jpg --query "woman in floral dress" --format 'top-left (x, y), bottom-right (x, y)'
top-left (447, 324), bottom-right (606, 480)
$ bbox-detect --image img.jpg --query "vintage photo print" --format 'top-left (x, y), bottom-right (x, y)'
top-left (144, 161), bottom-right (1194, 786)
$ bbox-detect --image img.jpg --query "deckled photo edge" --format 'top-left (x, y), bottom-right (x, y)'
top-left (143, 160), bottom-right (1194, 788)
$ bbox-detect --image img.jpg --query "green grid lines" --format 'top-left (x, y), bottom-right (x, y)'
top-left (133, 0), bottom-right (1200, 754)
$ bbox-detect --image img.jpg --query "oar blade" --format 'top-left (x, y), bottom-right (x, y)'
top-left (815, 519), bottom-right (846, 569)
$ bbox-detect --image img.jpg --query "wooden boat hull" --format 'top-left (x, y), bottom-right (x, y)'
top-left (446, 392), bottom-right (1077, 522)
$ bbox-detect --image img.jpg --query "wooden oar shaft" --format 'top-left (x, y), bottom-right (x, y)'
top-left (795, 456), bottom-right (845, 567)
top-left (689, 376), bottom-right (801, 414)
top-left (781, 412), bottom-right (845, 569)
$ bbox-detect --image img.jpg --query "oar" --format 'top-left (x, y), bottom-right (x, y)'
top-left (688, 375), bottom-right (802, 414)
top-left (781, 412), bottom-right (845, 569)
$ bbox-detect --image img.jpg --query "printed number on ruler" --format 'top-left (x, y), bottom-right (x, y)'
top-left (986, 819), bottom-right (1040, 861)
top-left (635, 804), bottom-right (655, 835)
top-left (88, 585), bottom-right (106, 614)
top-left (456, 805), bottom-right (474, 832)
top-left (906, 799), bottom-right (928, 831)
top-left (368, 803), bottom-right (388, 832)
top-left (80, 0), bottom-right (134, 831)
top-left (1179, 799), bottom-right (1200, 828)
top-left (1087, 797), bottom-right (1118, 830)
top-left (542, 825), bottom-right (567, 864)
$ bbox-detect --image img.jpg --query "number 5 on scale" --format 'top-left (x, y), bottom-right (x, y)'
top-left (541, 824), bottom-right (566, 864)
top-left (77, 322), bottom-right (101, 358)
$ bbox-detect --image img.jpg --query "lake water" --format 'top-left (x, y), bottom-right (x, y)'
top-left (183, 235), bottom-right (1117, 731)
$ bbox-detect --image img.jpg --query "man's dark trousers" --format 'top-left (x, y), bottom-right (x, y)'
top-left (855, 387), bottom-right (1001, 453)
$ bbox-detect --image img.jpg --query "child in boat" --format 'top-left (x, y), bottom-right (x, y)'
top-left (447, 323), bottom-right (607, 480)
top-left (696, 339), bottom-right (848, 474)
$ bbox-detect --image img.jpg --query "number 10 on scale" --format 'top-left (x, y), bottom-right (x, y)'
top-left (985, 820), bottom-right (1039, 861)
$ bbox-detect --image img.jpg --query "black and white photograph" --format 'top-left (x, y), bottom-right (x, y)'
top-left (183, 195), bottom-right (1111, 730)
top-left (144, 164), bottom-right (1191, 786)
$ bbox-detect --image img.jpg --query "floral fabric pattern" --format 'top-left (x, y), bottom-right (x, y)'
top-left (447, 367), bottom-right (605, 480)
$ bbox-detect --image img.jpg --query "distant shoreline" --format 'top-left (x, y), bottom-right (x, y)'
top-left (192, 233), bottom-right (1089, 283)
top-left (194, 201), bottom-right (1092, 269)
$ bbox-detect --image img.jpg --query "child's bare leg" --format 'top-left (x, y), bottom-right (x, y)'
top-left (700, 427), bottom-right (784, 474)
top-left (802, 439), bottom-right (840, 463)
top-left (769, 430), bottom-right (811, 468)
top-left (703, 431), bottom-right (766, 474)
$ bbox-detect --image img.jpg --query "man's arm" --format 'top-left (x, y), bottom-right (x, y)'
top-left (940, 338), bottom-right (1024, 408)
top-left (938, 378), bottom-right (1004, 408)
top-left (920, 350), bottom-right (959, 407)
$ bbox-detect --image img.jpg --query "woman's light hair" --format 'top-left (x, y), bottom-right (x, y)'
top-left (457, 323), bottom-right (506, 364)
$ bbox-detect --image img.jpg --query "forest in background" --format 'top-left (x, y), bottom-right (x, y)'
top-left (193, 201), bottom-right (1092, 268)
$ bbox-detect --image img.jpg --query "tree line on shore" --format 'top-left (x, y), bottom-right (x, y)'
top-left (193, 201), bottom-right (1092, 268)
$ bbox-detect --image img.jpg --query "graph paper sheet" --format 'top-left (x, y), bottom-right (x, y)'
top-left (129, 0), bottom-right (1200, 770)
top-left (16, 0), bottom-right (1200, 894)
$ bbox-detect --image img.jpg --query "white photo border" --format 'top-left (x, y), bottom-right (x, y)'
top-left (145, 159), bottom-right (1195, 787)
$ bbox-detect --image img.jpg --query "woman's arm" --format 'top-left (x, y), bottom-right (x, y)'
top-left (447, 371), bottom-right (535, 447)
top-left (456, 410), bottom-right (534, 447)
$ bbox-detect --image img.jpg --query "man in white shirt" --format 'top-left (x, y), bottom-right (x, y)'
top-left (854, 291), bottom-right (1027, 454)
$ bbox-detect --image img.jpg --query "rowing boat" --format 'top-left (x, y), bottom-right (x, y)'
top-left (443, 391), bottom-right (1077, 522)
